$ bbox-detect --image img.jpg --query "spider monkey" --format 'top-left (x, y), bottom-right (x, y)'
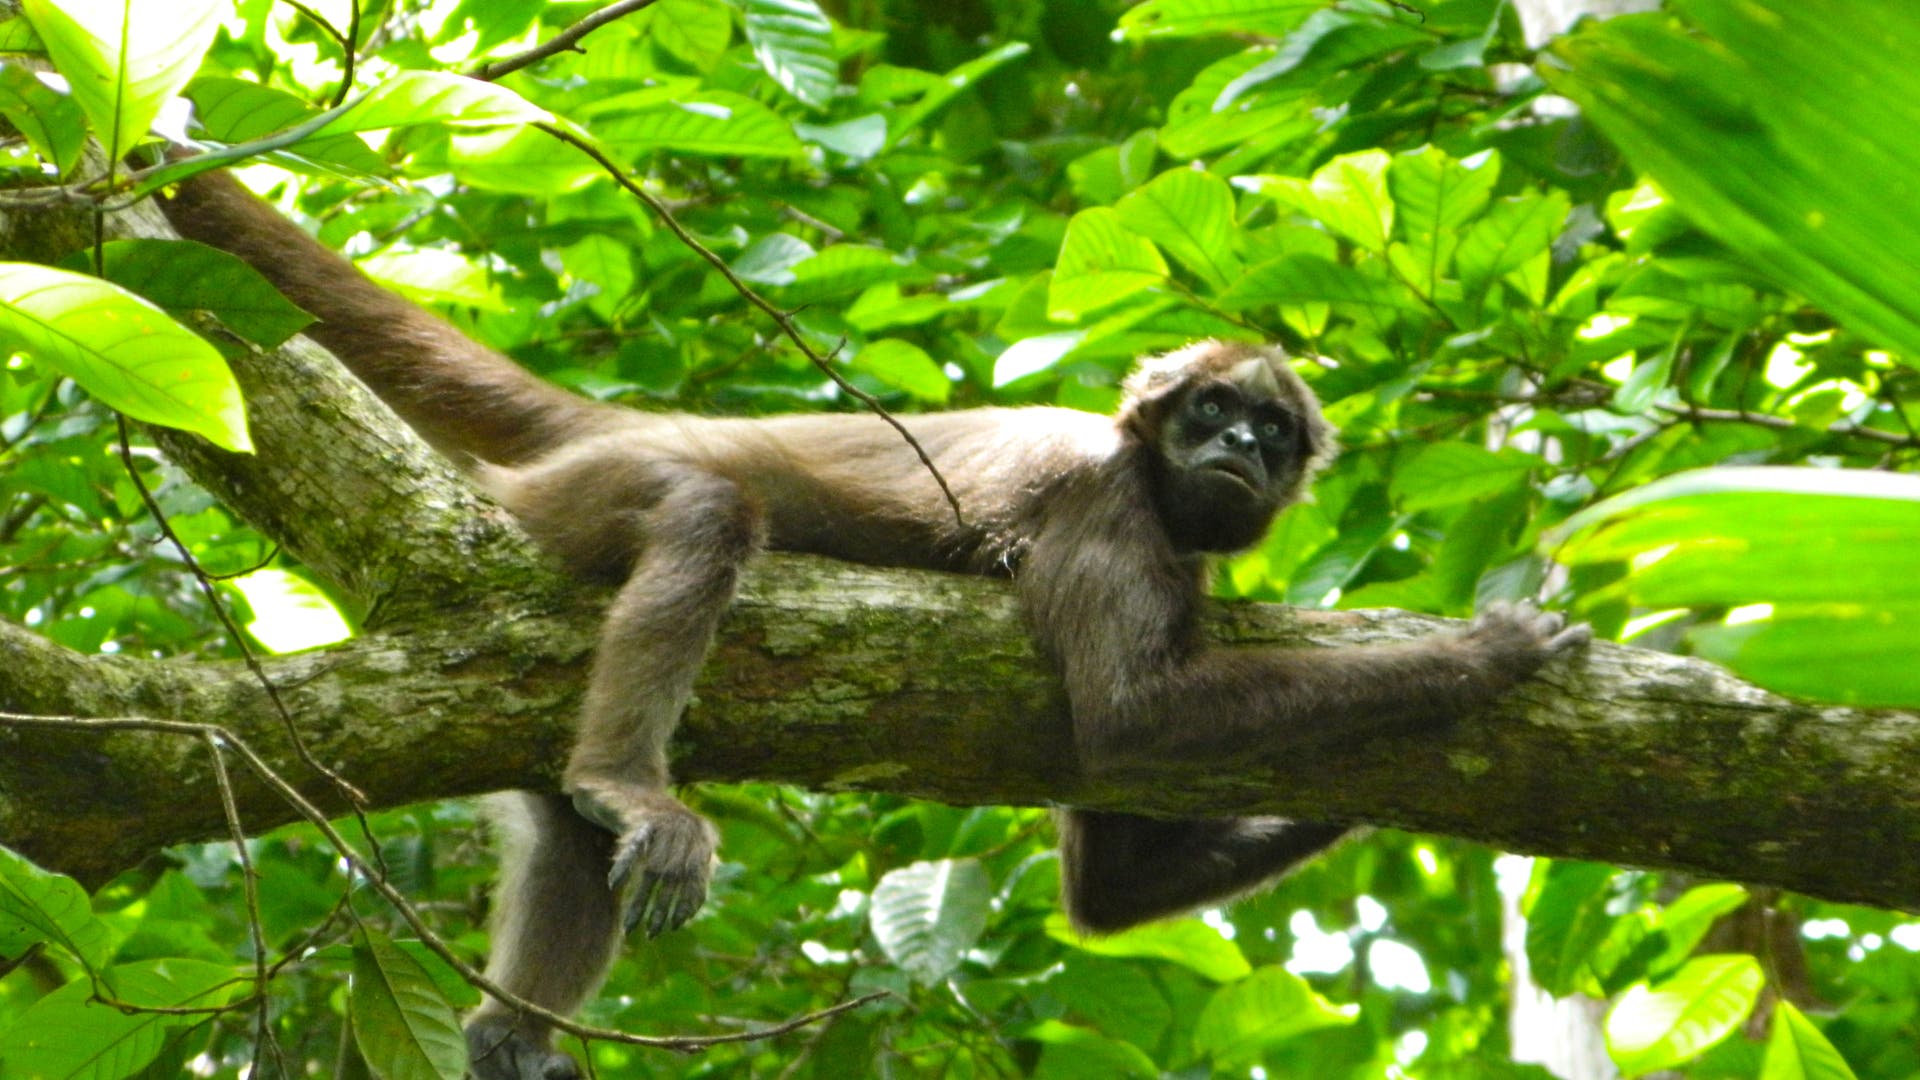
top-left (160, 171), bottom-right (1587, 1080)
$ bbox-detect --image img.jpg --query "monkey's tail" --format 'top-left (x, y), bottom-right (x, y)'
top-left (158, 170), bottom-right (618, 467)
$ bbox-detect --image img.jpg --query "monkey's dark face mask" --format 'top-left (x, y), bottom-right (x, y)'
top-left (1150, 380), bottom-right (1308, 554)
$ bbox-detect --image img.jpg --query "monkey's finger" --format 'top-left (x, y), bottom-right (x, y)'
top-left (1548, 623), bottom-right (1593, 652)
top-left (607, 825), bottom-right (653, 894)
top-left (624, 874), bottom-right (665, 937)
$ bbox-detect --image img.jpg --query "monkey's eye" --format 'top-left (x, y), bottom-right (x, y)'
top-left (1198, 400), bottom-right (1224, 418)
top-left (1259, 421), bottom-right (1282, 439)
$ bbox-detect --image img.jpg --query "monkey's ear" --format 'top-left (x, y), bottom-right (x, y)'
top-left (1117, 342), bottom-right (1217, 441)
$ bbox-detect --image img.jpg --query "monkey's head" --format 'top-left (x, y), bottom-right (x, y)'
top-left (1120, 341), bottom-right (1334, 554)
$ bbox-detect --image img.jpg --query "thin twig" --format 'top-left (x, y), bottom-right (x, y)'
top-left (535, 122), bottom-right (968, 526)
top-left (467, 0), bottom-right (663, 82)
top-left (205, 731), bottom-right (288, 1078)
top-left (112, 417), bottom-right (386, 873)
top-left (282, 1), bottom-right (347, 51)
top-left (1651, 402), bottom-right (1920, 448)
top-left (0, 710), bottom-right (892, 1053)
top-left (330, 0), bottom-right (363, 109)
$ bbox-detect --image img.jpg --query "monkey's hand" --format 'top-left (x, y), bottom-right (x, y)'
top-left (1462, 600), bottom-right (1591, 683)
top-left (571, 785), bottom-right (718, 938)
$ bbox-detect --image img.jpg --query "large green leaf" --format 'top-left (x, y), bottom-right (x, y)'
top-left (0, 61), bottom-right (85, 174)
top-left (310, 70), bottom-right (549, 139)
top-left (869, 859), bottom-right (992, 984)
top-left (74, 239), bottom-right (314, 349)
top-left (1556, 467), bottom-right (1920, 706)
top-left (351, 929), bottom-right (467, 1080)
top-left (0, 846), bottom-right (112, 971)
top-left (1388, 145), bottom-right (1498, 295)
top-left (1115, 168), bottom-right (1241, 295)
top-left (1218, 254), bottom-right (1421, 314)
top-left (0, 957), bottom-right (239, 1078)
top-left (1523, 860), bottom-right (1620, 997)
top-left (1115, 0), bottom-right (1319, 41)
top-left (1606, 954), bottom-right (1762, 1076)
top-left (1391, 442), bottom-right (1541, 513)
top-left (22, 0), bottom-right (220, 156)
top-left (1191, 966), bottom-right (1357, 1069)
top-left (1761, 1000), bottom-right (1860, 1080)
top-left (185, 77), bottom-right (384, 174)
top-left (1239, 149), bottom-right (1394, 252)
top-left (1549, 1), bottom-right (1920, 358)
top-left (744, 0), bottom-right (837, 110)
top-left (1045, 913), bottom-right (1251, 983)
top-left (1049, 207), bottom-right (1169, 321)
top-left (0, 263), bottom-right (251, 452)
top-left (593, 90), bottom-right (804, 159)
top-left (885, 42), bottom-right (1029, 145)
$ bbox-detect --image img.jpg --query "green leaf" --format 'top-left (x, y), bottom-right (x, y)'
top-left (438, 126), bottom-right (600, 195)
top-left (1549, 2), bottom-right (1920, 359)
top-left (1524, 860), bottom-right (1620, 997)
top-left (0, 61), bottom-right (84, 174)
top-left (869, 859), bottom-right (992, 984)
top-left (1115, 168), bottom-right (1242, 294)
top-left (1219, 253), bottom-right (1421, 314)
top-left (0, 957), bottom-right (240, 1077)
top-left (1115, 0), bottom-right (1319, 41)
top-left (1049, 207), bottom-right (1169, 321)
top-left (0, 846), bottom-right (112, 971)
top-left (185, 77), bottom-right (384, 174)
top-left (361, 251), bottom-right (509, 312)
top-left (74, 239), bottom-right (314, 349)
top-left (22, 0), bottom-right (220, 156)
top-left (1643, 884), bottom-right (1748, 981)
top-left (1023, 1020), bottom-right (1158, 1080)
top-left (1457, 192), bottom-right (1568, 297)
top-left (1555, 467), bottom-right (1920, 705)
top-left (744, 0), bottom-right (837, 110)
top-left (886, 42), bottom-right (1029, 146)
top-left (1192, 965), bottom-right (1358, 1068)
top-left (1240, 149), bottom-right (1395, 251)
top-left (351, 929), bottom-right (467, 1080)
top-left (1046, 913), bottom-right (1251, 982)
top-left (594, 91), bottom-right (804, 159)
top-left (1761, 1000), bottom-right (1860, 1080)
top-left (853, 339), bottom-right (949, 403)
top-left (1606, 954), bottom-right (1762, 1076)
top-left (1389, 146), bottom-right (1499, 294)
top-left (1391, 443), bottom-right (1542, 513)
top-left (0, 263), bottom-right (251, 452)
top-left (311, 70), bottom-right (549, 138)
top-left (637, 0), bottom-right (733, 72)
top-left (785, 245), bottom-right (917, 303)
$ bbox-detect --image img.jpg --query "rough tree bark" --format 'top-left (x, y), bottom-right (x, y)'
top-left (2, 187), bottom-right (1917, 918)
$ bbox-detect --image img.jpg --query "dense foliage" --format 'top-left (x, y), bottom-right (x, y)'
top-left (1, 0), bottom-right (1917, 1076)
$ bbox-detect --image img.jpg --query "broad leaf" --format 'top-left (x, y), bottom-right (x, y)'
top-left (0, 61), bottom-right (84, 174)
top-left (594, 91), bottom-right (804, 159)
top-left (744, 0), bottom-right (837, 110)
top-left (1049, 207), bottom-right (1169, 321)
top-left (1192, 966), bottom-right (1357, 1069)
top-left (869, 859), bottom-right (992, 985)
top-left (311, 71), bottom-right (549, 139)
top-left (1116, 0), bottom-right (1319, 41)
top-left (22, 0), bottom-right (220, 156)
top-left (0, 846), bottom-right (112, 971)
top-left (1761, 1000), bottom-right (1860, 1080)
top-left (351, 929), bottom-right (467, 1080)
top-left (1606, 954), bottom-right (1762, 1076)
top-left (1391, 442), bottom-right (1541, 513)
top-left (1115, 168), bottom-right (1241, 294)
top-left (74, 239), bottom-right (314, 349)
top-left (0, 957), bottom-right (239, 1077)
top-left (0, 263), bottom-right (251, 452)
top-left (1046, 913), bottom-right (1251, 983)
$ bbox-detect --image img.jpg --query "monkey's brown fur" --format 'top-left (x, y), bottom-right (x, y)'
top-left (160, 173), bottom-right (1586, 1080)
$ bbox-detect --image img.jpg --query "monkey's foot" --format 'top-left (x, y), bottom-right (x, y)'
top-left (465, 1017), bottom-right (580, 1080)
top-left (1466, 600), bottom-right (1592, 678)
top-left (571, 786), bottom-right (718, 938)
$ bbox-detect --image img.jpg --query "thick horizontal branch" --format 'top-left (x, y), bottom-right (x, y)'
top-left (4, 562), bottom-right (1918, 914)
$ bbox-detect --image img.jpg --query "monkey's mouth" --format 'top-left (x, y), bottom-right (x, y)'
top-left (1203, 460), bottom-right (1264, 491)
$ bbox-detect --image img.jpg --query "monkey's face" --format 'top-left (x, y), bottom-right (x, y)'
top-left (1151, 367), bottom-right (1316, 553)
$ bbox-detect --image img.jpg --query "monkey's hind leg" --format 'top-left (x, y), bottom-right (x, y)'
top-left (466, 792), bottom-right (618, 1080)
top-left (563, 467), bottom-right (762, 939)
top-left (1057, 810), bottom-right (1350, 935)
